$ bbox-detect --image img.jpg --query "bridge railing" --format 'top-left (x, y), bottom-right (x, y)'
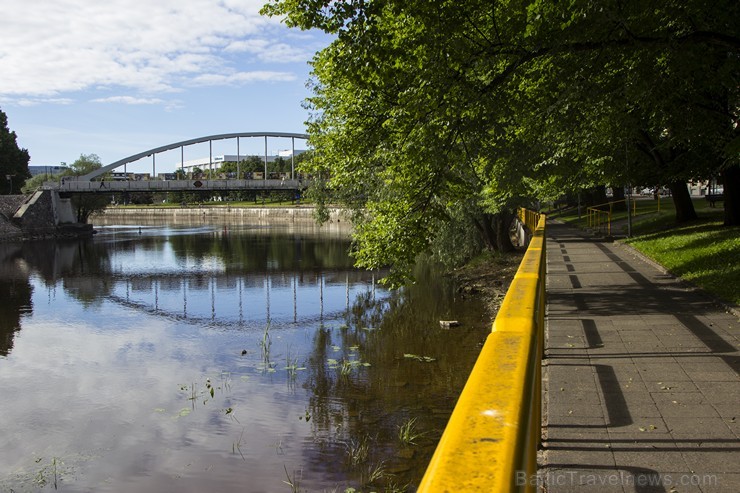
top-left (418, 208), bottom-right (546, 493)
top-left (44, 179), bottom-right (307, 193)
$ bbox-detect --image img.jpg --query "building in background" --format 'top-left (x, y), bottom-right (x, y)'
top-left (28, 165), bottom-right (67, 177)
top-left (174, 150), bottom-right (306, 175)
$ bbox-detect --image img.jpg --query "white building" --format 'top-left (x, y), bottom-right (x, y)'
top-left (174, 150), bottom-right (306, 174)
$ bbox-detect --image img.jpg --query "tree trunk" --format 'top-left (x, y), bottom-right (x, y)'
top-left (473, 211), bottom-right (515, 252)
top-left (493, 210), bottom-right (516, 252)
top-left (593, 185), bottom-right (608, 206)
top-left (721, 164), bottom-right (740, 226)
top-left (472, 213), bottom-right (497, 251)
top-left (582, 185), bottom-right (608, 207)
top-left (611, 186), bottom-right (627, 212)
top-left (668, 180), bottom-right (698, 222)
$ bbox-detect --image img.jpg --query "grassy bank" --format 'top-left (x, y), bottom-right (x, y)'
top-left (553, 198), bottom-right (739, 306)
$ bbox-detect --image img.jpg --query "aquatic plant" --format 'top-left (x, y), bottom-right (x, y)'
top-left (339, 359), bottom-right (354, 377)
top-left (220, 371), bottom-right (232, 392)
top-left (260, 323), bottom-right (272, 366)
top-left (224, 406), bottom-right (238, 422)
top-left (344, 436), bottom-right (370, 466)
top-left (398, 417), bottom-right (425, 445)
top-left (232, 428), bottom-right (246, 460)
top-left (403, 353), bottom-right (436, 363)
top-left (284, 347), bottom-right (306, 378)
top-left (328, 358), bottom-right (371, 378)
top-left (256, 324), bottom-right (277, 373)
top-left (365, 460), bottom-right (388, 484)
top-left (282, 464), bottom-right (301, 492)
top-left (39, 457), bottom-right (58, 489)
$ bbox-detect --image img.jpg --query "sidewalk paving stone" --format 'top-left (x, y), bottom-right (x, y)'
top-left (541, 222), bottom-right (739, 493)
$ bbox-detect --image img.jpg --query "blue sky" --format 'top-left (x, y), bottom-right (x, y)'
top-left (0, 0), bottom-right (332, 172)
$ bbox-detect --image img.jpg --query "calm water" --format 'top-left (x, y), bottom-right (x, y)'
top-left (0, 220), bottom-right (490, 492)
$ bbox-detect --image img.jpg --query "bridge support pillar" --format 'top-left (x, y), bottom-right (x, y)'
top-left (13, 190), bottom-right (92, 240)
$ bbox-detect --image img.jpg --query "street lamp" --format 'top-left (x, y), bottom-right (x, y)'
top-left (5, 174), bottom-right (14, 194)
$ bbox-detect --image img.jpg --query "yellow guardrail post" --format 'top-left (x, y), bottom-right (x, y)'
top-left (417, 208), bottom-right (546, 493)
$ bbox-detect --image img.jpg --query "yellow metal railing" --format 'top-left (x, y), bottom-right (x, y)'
top-left (587, 206), bottom-right (613, 235)
top-left (418, 208), bottom-right (546, 493)
top-left (586, 196), bottom-right (660, 235)
top-left (517, 207), bottom-right (541, 231)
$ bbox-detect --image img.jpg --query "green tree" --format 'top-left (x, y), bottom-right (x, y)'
top-left (62, 154), bottom-right (111, 222)
top-left (242, 156), bottom-right (266, 175)
top-left (21, 173), bottom-right (48, 193)
top-left (263, 0), bottom-right (740, 286)
top-left (0, 108), bottom-right (31, 194)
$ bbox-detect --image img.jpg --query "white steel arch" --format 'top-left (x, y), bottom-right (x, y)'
top-left (80, 132), bottom-right (309, 181)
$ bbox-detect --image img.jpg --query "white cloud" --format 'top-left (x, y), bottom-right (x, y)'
top-left (224, 39), bottom-right (314, 63)
top-left (91, 96), bottom-right (166, 105)
top-left (0, 0), bottom-right (319, 98)
top-left (15, 98), bottom-right (76, 107)
top-left (189, 71), bottom-right (296, 86)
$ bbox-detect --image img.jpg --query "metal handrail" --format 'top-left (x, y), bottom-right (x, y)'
top-left (586, 196), bottom-right (660, 236)
top-left (418, 208), bottom-right (546, 492)
top-left (587, 206), bottom-right (612, 235)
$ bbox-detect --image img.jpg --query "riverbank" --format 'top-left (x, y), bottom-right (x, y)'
top-left (0, 196), bottom-right (25, 242)
top-left (93, 204), bottom-right (348, 224)
top-left (448, 250), bottom-right (524, 317)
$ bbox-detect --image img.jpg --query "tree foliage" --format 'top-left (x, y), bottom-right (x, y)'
top-left (0, 108), bottom-right (31, 195)
top-left (63, 154), bottom-right (111, 223)
top-left (21, 173), bottom-right (49, 193)
top-left (262, 0), bottom-right (740, 283)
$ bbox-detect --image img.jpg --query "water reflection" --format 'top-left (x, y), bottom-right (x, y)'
top-left (0, 222), bottom-right (489, 492)
top-left (0, 244), bottom-right (33, 356)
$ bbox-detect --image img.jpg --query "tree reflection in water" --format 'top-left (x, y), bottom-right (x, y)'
top-left (302, 261), bottom-right (490, 490)
top-left (0, 223), bottom-right (490, 492)
top-left (0, 244), bottom-right (32, 356)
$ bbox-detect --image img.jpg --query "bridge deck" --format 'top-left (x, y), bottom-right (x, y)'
top-left (45, 178), bottom-right (306, 193)
top-left (543, 222), bottom-right (739, 492)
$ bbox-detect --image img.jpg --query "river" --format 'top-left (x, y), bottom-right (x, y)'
top-left (0, 217), bottom-right (490, 492)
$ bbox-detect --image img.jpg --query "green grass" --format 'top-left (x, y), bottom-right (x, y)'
top-left (552, 198), bottom-right (739, 306)
top-left (551, 195), bottom-right (671, 232)
top-left (624, 218), bottom-right (739, 306)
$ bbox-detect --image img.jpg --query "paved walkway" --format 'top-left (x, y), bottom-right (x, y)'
top-left (542, 221), bottom-right (739, 493)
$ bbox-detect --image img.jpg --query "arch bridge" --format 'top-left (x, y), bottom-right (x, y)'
top-left (48, 132), bottom-right (310, 193)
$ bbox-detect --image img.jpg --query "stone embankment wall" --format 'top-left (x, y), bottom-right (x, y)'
top-left (0, 195), bottom-right (26, 241)
top-left (14, 191), bottom-right (56, 234)
top-left (93, 206), bottom-right (349, 225)
top-left (1, 191), bottom-right (93, 242)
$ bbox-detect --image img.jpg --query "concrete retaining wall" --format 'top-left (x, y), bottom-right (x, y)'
top-left (92, 206), bottom-right (349, 225)
top-left (2, 191), bottom-right (92, 242)
top-left (14, 191), bottom-right (56, 231)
